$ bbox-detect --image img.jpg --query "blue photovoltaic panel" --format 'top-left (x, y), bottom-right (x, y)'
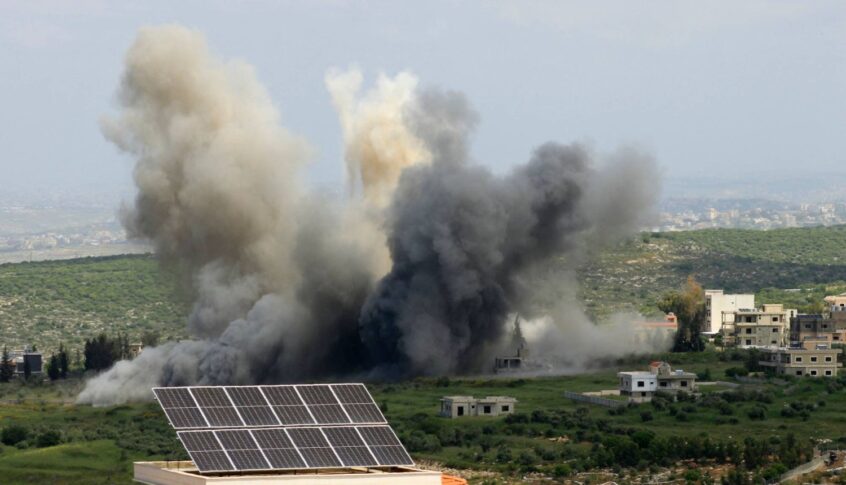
top-left (153, 387), bottom-right (208, 429)
top-left (158, 384), bottom-right (412, 474)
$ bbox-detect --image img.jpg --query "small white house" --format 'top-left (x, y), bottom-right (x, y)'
top-left (617, 371), bottom-right (657, 402)
top-left (439, 396), bottom-right (516, 418)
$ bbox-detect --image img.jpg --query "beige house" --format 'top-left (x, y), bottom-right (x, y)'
top-left (758, 341), bottom-right (842, 377)
top-left (725, 304), bottom-right (796, 348)
top-left (439, 396), bottom-right (516, 418)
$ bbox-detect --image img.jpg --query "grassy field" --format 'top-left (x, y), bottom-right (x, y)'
top-left (1, 350), bottom-right (844, 484)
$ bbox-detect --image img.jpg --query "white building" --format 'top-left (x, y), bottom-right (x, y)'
top-left (705, 290), bottom-right (755, 335)
top-left (439, 396), bottom-right (517, 418)
top-left (618, 371), bottom-right (657, 402)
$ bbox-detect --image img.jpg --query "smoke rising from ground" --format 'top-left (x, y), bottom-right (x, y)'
top-left (79, 25), bottom-right (664, 405)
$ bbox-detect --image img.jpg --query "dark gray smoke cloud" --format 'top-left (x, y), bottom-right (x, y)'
top-left (78, 26), bottom-right (663, 405)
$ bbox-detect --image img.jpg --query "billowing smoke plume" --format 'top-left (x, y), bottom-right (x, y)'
top-left (79, 25), bottom-right (663, 406)
top-left (325, 68), bottom-right (430, 206)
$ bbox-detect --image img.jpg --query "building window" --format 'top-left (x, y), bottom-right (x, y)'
top-left (796, 370), bottom-right (803, 376)
top-left (805, 324), bottom-right (811, 329)
top-left (746, 340), bottom-right (752, 346)
top-left (773, 317), bottom-right (779, 322)
top-left (795, 357), bottom-right (803, 363)
top-left (811, 357), bottom-right (818, 363)
top-left (772, 328), bottom-right (778, 332)
top-left (641, 392), bottom-right (647, 397)
top-left (746, 328), bottom-right (753, 334)
top-left (771, 341), bottom-right (777, 345)
top-left (501, 405), bottom-right (509, 412)
top-left (457, 406), bottom-right (464, 416)
top-left (483, 405), bottom-right (491, 414)
top-left (825, 370), bottom-right (833, 376)
top-left (826, 356), bottom-right (833, 362)
top-left (681, 381), bottom-right (688, 387)
top-left (660, 381), bottom-right (667, 387)
top-left (810, 370), bottom-right (818, 376)
top-left (637, 381), bottom-right (645, 388)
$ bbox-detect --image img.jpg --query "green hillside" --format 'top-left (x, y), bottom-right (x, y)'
top-left (1, 226), bottom-right (845, 356)
top-left (0, 255), bottom-right (190, 356)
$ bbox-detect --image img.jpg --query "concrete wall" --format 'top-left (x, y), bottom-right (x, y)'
top-left (134, 463), bottom-right (442, 485)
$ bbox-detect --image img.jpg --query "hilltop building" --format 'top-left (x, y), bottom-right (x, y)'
top-left (758, 340), bottom-right (842, 377)
top-left (439, 396), bottom-right (517, 418)
top-left (723, 304), bottom-right (796, 348)
top-left (3, 349), bottom-right (42, 377)
top-left (705, 290), bottom-right (754, 335)
top-left (618, 362), bottom-right (696, 403)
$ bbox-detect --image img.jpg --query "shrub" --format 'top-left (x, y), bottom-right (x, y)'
top-left (36, 430), bottom-right (61, 448)
top-left (640, 411), bottom-right (654, 422)
top-left (747, 406), bottom-right (766, 421)
top-left (1, 425), bottom-right (29, 446)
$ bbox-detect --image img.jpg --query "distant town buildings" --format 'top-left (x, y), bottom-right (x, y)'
top-left (658, 200), bottom-right (846, 231)
top-left (440, 396), bottom-right (517, 418)
top-left (618, 361), bottom-right (697, 403)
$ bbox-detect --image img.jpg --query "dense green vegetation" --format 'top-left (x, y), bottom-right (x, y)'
top-left (579, 225), bottom-right (846, 318)
top-left (0, 255), bottom-right (190, 356)
top-left (1, 350), bottom-right (844, 484)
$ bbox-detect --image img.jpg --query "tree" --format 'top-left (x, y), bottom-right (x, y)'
top-left (0, 346), bottom-right (14, 382)
top-left (658, 276), bottom-right (707, 352)
top-left (58, 344), bottom-right (69, 379)
top-left (141, 330), bottom-right (160, 348)
top-left (47, 353), bottom-right (60, 381)
top-left (84, 333), bottom-right (118, 372)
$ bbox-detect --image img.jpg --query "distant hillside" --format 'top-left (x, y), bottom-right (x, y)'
top-left (580, 225), bottom-right (846, 318)
top-left (1, 225), bottom-right (845, 356)
top-left (0, 255), bottom-right (190, 356)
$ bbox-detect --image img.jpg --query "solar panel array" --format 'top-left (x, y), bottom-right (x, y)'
top-left (153, 384), bottom-right (386, 429)
top-left (177, 426), bottom-right (413, 472)
top-left (154, 384), bottom-right (414, 474)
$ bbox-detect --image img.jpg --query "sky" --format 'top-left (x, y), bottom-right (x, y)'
top-left (0, 1), bottom-right (844, 205)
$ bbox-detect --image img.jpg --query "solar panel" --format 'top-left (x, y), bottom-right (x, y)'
top-left (153, 388), bottom-right (208, 429)
top-left (225, 387), bottom-right (280, 427)
top-left (251, 428), bottom-right (306, 469)
top-left (262, 386), bottom-right (315, 425)
top-left (156, 384), bottom-right (413, 474)
top-left (357, 426), bottom-right (414, 466)
top-left (215, 429), bottom-right (270, 470)
top-left (323, 427), bottom-right (379, 467)
top-left (178, 430), bottom-right (234, 472)
top-left (286, 427), bottom-right (343, 468)
top-left (331, 384), bottom-right (386, 424)
top-left (296, 385), bottom-right (350, 425)
top-left (190, 387), bottom-right (244, 428)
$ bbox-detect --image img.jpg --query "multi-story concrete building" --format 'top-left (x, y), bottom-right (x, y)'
top-left (758, 341), bottom-right (842, 377)
top-left (705, 290), bottom-right (755, 335)
top-left (439, 396), bottom-right (516, 418)
top-left (790, 314), bottom-right (846, 345)
top-left (726, 304), bottom-right (796, 348)
top-left (618, 362), bottom-right (696, 402)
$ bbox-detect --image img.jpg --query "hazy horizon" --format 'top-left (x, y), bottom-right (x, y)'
top-left (1, 1), bottom-right (844, 207)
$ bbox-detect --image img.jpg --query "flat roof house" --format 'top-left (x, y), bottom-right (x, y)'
top-left (439, 396), bottom-right (516, 418)
top-left (618, 362), bottom-right (696, 403)
top-left (758, 341), bottom-right (842, 377)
